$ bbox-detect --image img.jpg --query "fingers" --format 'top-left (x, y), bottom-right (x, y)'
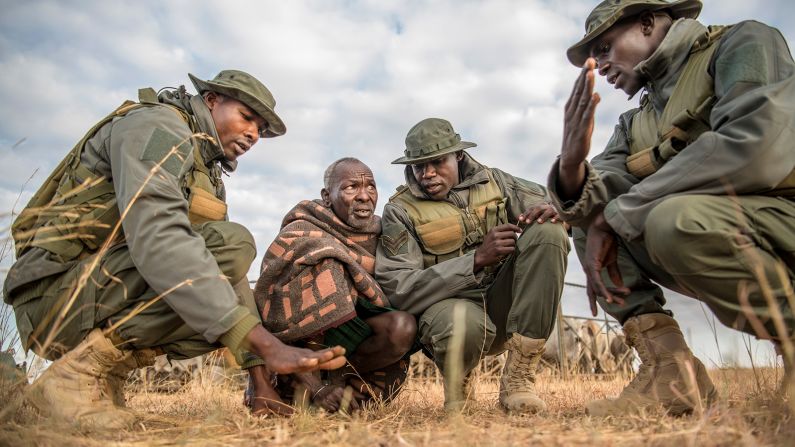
top-left (606, 288), bottom-right (627, 306)
top-left (519, 205), bottom-right (560, 225)
top-left (567, 58), bottom-right (596, 114)
top-left (587, 283), bottom-right (599, 317)
top-left (492, 223), bottom-right (522, 233)
top-left (296, 351), bottom-right (347, 372)
top-left (317, 355), bottom-right (348, 370)
top-left (583, 92), bottom-right (601, 127)
top-left (606, 262), bottom-right (624, 291)
top-left (308, 345), bottom-right (346, 364)
top-left (328, 345), bottom-right (346, 357)
top-left (566, 61), bottom-right (591, 113)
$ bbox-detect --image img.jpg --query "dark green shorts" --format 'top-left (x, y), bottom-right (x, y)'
top-left (322, 298), bottom-right (391, 355)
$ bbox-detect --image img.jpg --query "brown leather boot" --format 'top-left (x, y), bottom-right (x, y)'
top-left (586, 313), bottom-right (717, 417)
top-left (27, 329), bottom-right (138, 431)
top-left (106, 347), bottom-right (158, 406)
top-left (498, 334), bottom-right (546, 414)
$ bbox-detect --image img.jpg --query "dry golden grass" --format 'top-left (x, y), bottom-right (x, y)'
top-left (1, 357), bottom-right (792, 447)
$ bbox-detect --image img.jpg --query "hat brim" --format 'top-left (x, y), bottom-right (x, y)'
top-left (566, 0), bottom-right (702, 67)
top-left (391, 141), bottom-right (477, 165)
top-left (189, 73), bottom-right (286, 138)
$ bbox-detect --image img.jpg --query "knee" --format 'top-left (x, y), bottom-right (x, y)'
top-left (516, 222), bottom-right (570, 253)
top-left (645, 196), bottom-right (704, 265)
top-left (201, 221), bottom-right (256, 283)
top-left (384, 311), bottom-right (417, 356)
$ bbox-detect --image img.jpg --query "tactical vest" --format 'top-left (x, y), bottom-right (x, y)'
top-left (390, 170), bottom-right (508, 268)
top-left (11, 88), bottom-right (228, 263)
top-left (627, 25), bottom-right (795, 196)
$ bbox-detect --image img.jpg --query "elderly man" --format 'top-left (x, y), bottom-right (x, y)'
top-left (376, 118), bottom-right (570, 413)
top-left (4, 70), bottom-right (345, 430)
top-left (550, 0), bottom-right (795, 416)
top-left (247, 157), bottom-right (417, 415)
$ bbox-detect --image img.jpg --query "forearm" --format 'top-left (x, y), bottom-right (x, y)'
top-left (375, 245), bottom-right (482, 315)
top-left (556, 158), bottom-right (587, 201)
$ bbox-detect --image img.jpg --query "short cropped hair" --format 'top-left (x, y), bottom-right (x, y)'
top-left (323, 157), bottom-right (364, 190)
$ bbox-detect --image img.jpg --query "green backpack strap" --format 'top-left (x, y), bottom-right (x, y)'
top-left (626, 26), bottom-right (730, 179)
top-left (11, 100), bottom-right (143, 257)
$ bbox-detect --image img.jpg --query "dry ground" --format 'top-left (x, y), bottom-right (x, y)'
top-left (1, 356), bottom-right (793, 447)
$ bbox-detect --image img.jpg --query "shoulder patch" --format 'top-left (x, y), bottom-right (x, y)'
top-left (715, 40), bottom-right (768, 88)
top-left (380, 222), bottom-right (409, 256)
top-left (140, 127), bottom-right (193, 177)
top-left (389, 184), bottom-right (410, 202)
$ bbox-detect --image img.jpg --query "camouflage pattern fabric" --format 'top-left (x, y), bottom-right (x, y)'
top-left (254, 199), bottom-right (388, 343)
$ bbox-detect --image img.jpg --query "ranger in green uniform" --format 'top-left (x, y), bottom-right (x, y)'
top-left (4, 70), bottom-right (345, 429)
top-left (550, 0), bottom-right (795, 416)
top-left (375, 118), bottom-right (570, 413)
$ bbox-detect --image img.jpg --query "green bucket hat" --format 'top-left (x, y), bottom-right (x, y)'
top-left (189, 69), bottom-right (286, 138)
top-left (392, 118), bottom-right (476, 165)
top-left (567, 0), bottom-right (702, 67)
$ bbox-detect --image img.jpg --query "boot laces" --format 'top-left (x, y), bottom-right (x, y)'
top-left (621, 326), bottom-right (653, 395)
top-left (506, 351), bottom-right (536, 390)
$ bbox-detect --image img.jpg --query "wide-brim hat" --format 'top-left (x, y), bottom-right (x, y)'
top-left (392, 117), bottom-right (476, 165)
top-left (189, 70), bottom-right (286, 138)
top-left (567, 0), bottom-right (702, 67)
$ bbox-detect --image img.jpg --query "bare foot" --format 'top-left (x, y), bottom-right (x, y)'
top-left (245, 365), bottom-right (293, 417)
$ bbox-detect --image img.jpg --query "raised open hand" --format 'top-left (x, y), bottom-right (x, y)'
top-left (559, 58), bottom-right (601, 199)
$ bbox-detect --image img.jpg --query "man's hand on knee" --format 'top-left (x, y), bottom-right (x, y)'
top-left (474, 223), bottom-right (521, 272)
top-left (243, 325), bottom-right (347, 374)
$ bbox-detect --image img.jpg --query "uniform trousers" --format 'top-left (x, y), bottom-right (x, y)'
top-left (12, 221), bottom-right (257, 360)
top-left (573, 195), bottom-right (795, 340)
top-left (417, 223), bottom-right (569, 375)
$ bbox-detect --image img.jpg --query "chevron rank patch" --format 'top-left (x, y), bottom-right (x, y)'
top-left (381, 222), bottom-right (409, 256)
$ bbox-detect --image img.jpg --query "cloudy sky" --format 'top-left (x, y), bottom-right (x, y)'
top-left (1, 0), bottom-right (793, 367)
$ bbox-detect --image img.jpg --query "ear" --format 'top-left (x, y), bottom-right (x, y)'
top-left (456, 151), bottom-right (465, 161)
top-left (639, 11), bottom-right (655, 36)
top-left (204, 91), bottom-right (219, 110)
top-left (320, 188), bottom-right (331, 207)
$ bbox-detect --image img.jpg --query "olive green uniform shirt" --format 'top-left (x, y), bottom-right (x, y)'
top-left (4, 92), bottom-right (259, 350)
top-left (548, 19), bottom-right (795, 240)
top-left (375, 153), bottom-right (549, 316)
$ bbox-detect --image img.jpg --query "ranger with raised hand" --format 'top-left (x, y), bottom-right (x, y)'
top-left (376, 118), bottom-right (569, 413)
top-left (549, 0), bottom-right (795, 416)
top-left (4, 70), bottom-right (346, 430)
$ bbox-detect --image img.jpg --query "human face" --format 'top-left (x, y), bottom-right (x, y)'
top-left (323, 161), bottom-right (378, 229)
top-left (206, 93), bottom-right (267, 162)
top-left (590, 14), bottom-right (662, 96)
top-left (410, 152), bottom-right (462, 201)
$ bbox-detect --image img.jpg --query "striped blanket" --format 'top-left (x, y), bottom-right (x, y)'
top-left (254, 199), bottom-right (388, 342)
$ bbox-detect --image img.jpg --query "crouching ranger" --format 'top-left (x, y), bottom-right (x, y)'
top-left (551, 0), bottom-right (795, 416)
top-left (376, 118), bottom-right (570, 413)
top-left (4, 70), bottom-right (345, 430)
